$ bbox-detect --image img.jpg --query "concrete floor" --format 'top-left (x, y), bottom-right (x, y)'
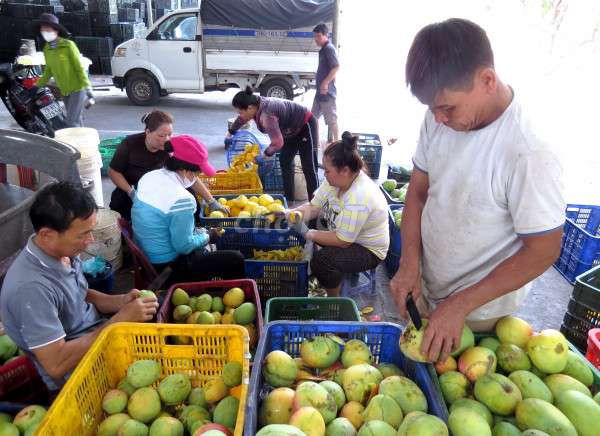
top-left (0, 86), bottom-right (574, 331)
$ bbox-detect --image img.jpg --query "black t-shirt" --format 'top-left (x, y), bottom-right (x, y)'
top-left (109, 133), bottom-right (169, 187)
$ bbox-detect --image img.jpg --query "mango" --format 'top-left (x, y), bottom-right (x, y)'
top-left (118, 379), bottom-right (137, 396)
top-left (0, 423), bottom-right (19, 436)
top-left (474, 373), bottom-right (522, 416)
top-left (204, 376), bottom-right (229, 403)
top-left (103, 389), bottom-right (129, 414)
top-left (243, 323), bottom-right (258, 349)
top-left (197, 311), bottom-right (215, 325)
top-left (259, 387), bottom-right (295, 426)
top-left (341, 340), bottom-right (371, 368)
top-left (117, 419), bottom-right (148, 436)
top-left (263, 350), bottom-right (297, 387)
top-left (451, 324), bottom-right (475, 357)
top-left (496, 343), bottom-right (531, 372)
top-left (0, 336), bottom-right (17, 360)
top-left (594, 391), bottom-right (600, 405)
top-left (97, 413), bottom-right (130, 436)
top-left (376, 363), bottom-right (404, 378)
top-left (562, 350), bottom-right (594, 386)
top-left (378, 375), bottom-right (427, 414)
top-left (179, 405), bottom-right (210, 431)
top-left (187, 387), bottom-right (208, 408)
top-left (458, 346), bottom-right (497, 382)
top-left (491, 421), bottom-right (521, 436)
top-left (555, 389), bottom-right (600, 436)
top-left (361, 394), bottom-right (403, 429)
top-left (319, 381), bottom-right (346, 410)
top-left (293, 381), bottom-right (337, 424)
top-left (158, 373), bottom-right (192, 405)
top-left (211, 296), bottom-right (225, 313)
top-left (289, 406), bottom-right (326, 436)
top-left (508, 370), bottom-right (553, 403)
top-left (233, 302), bottom-right (256, 325)
top-left (173, 305), bottom-right (192, 322)
top-left (495, 316), bottom-right (533, 348)
top-left (396, 411), bottom-right (426, 435)
top-left (212, 312), bottom-right (222, 324)
top-left (399, 320), bottom-right (429, 362)
top-left (448, 407), bottom-right (491, 436)
top-left (356, 420), bottom-right (396, 436)
top-left (325, 417), bottom-right (356, 436)
top-left (396, 413), bottom-right (448, 436)
top-left (515, 398), bottom-right (577, 436)
top-left (223, 287), bottom-right (245, 308)
top-left (341, 364), bottom-right (383, 404)
top-left (339, 402), bottom-right (364, 430)
top-left (188, 297), bottom-right (198, 311)
top-left (521, 431), bottom-right (550, 436)
top-left (171, 288), bottom-right (189, 306)
top-left (450, 398), bottom-right (493, 426)
top-left (434, 356), bottom-right (457, 375)
top-left (526, 330), bottom-right (568, 374)
top-left (0, 413), bottom-right (11, 424)
top-left (126, 360), bottom-right (161, 388)
top-left (213, 395), bottom-right (239, 429)
top-left (300, 336), bottom-right (341, 369)
top-left (256, 424), bottom-right (307, 435)
top-left (13, 405), bottom-right (46, 433)
top-left (439, 371), bottom-right (469, 404)
top-left (478, 337), bottom-right (501, 353)
top-left (127, 387), bottom-right (161, 423)
top-left (223, 361), bottom-right (243, 387)
top-left (137, 290), bottom-right (156, 300)
top-left (544, 373), bottom-right (591, 398)
top-left (148, 417), bottom-right (184, 436)
top-left (195, 294), bottom-right (213, 312)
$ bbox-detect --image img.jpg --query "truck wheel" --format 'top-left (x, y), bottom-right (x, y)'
top-left (126, 72), bottom-right (160, 106)
top-left (260, 78), bottom-right (294, 100)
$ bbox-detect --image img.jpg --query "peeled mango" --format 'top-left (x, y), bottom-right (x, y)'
top-left (256, 424), bottom-right (307, 435)
top-left (526, 330), bottom-right (568, 374)
top-left (450, 398), bottom-right (493, 426)
top-left (300, 337), bottom-right (341, 369)
top-left (438, 371), bottom-right (469, 404)
top-left (97, 413), bottom-right (130, 436)
top-left (495, 316), bottom-right (533, 348)
top-left (561, 350), bottom-right (594, 387)
top-left (378, 375), bottom-right (427, 414)
top-left (325, 418), bottom-right (356, 436)
top-left (289, 406), bottom-right (326, 436)
top-left (458, 346), bottom-right (497, 382)
top-left (127, 360), bottom-right (161, 388)
top-left (341, 340), bottom-right (371, 368)
top-left (399, 320), bottom-right (429, 362)
top-left (262, 351), bottom-right (298, 387)
top-left (127, 387), bottom-right (161, 423)
top-left (495, 343), bottom-right (531, 372)
top-left (508, 370), bottom-right (553, 403)
top-left (448, 408), bottom-right (491, 436)
top-left (341, 364), bottom-right (383, 404)
top-left (396, 413), bottom-right (448, 436)
top-left (544, 373), bottom-right (591, 399)
top-left (515, 398), bottom-right (577, 436)
top-left (259, 387), bottom-right (296, 426)
top-left (474, 373), bottom-right (522, 416)
top-left (555, 390), bottom-right (600, 436)
top-left (356, 420), bottom-right (396, 436)
top-left (293, 381), bottom-right (337, 423)
top-left (158, 373), bottom-right (192, 405)
top-left (361, 394), bottom-right (403, 429)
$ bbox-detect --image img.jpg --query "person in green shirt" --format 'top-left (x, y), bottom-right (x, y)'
top-left (35, 13), bottom-right (92, 127)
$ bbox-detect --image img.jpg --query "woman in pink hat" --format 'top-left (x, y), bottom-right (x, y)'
top-left (131, 134), bottom-right (245, 282)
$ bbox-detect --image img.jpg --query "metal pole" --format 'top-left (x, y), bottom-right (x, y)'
top-left (146, 0), bottom-right (154, 26)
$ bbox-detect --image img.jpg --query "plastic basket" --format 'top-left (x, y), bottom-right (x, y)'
top-left (156, 279), bottom-right (264, 339)
top-left (197, 170), bottom-right (263, 196)
top-left (98, 136), bottom-right (125, 176)
top-left (587, 328), bottom-right (600, 369)
top-left (0, 356), bottom-right (49, 406)
top-left (38, 323), bottom-right (250, 436)
top-left (216, 228), bottom-right (309, 306)
top-left (560, 264), bottom-right (600, 351)
top-left (226, 130), bottom-right (266, 167)
top-left (245, 321), bottom-right (447, 434)
top-left (264, 297), bottom-right (361, 323)
top-left (380, 184), bottom-right (407, 205)
top-left (388, 204), bottom-right (403, 254)
top-left (197, 193), bottom-right (288, 229)
top-left (257, 153), bottom-right (284, 195)
top-left (554, 204), bottom-right (600, 283)
top-left (352, 132), bottom-right (383, 179)
top-left (387, 165), bottom-right (412, 184)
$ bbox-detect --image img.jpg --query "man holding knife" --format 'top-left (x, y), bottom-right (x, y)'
top-left (390, 18), bottom-right (564, 363)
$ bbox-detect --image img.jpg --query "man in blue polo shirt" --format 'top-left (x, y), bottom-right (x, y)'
top-left (0, 182), bottom-right (158, 392)
top-left (313, 23), bottom-right (340, 144)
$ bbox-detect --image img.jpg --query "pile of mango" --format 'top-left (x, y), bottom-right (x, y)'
top-left (95, 358), bottom-right (244, 436)
top-left (0, 405), bottom-right (47, 435)
top-left (207, 194), bottom-right (285, 219)
top-left (400, 315), bottom-right (600, 436)
top-left (381, 179), bottom-right (408, 203)
top-left (168, 287), bottom-right (258, 350)
top-left (253, 246), bottom-right (303, 262)
top-left (256, 335), bottom-right (446, 435)
top-left (227, 144), bottom-right (260, 174)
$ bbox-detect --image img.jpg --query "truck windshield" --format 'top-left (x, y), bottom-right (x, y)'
top-left (156, 14), bottom-right (197, 41)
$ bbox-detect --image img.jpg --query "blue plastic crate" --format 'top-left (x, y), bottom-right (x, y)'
top-left (388, 204), bottom-right (403, 254)
top-left (226, 130), bottom-right (267, 167)
top-left (352, 132), bottom-right (383, 179)
top-left (216, 228), bottom-right (309, 304)
top-left (258, 152), bottom-right (284, 195)
top-left (197, 193), bottom-right (288, 229)
top-left (245, 321), bottom-right (448, 434)
top-left (554, 204), bottom-right (600, 283)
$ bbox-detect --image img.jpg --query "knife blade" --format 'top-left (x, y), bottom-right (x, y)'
top-left (406, 294), bottom-right (422, 330)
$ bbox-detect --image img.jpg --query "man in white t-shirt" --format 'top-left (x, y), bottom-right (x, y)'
top-left (390, 18), bottom-right (565, 363)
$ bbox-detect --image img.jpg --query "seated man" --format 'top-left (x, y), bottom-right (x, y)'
top-left (0, 182), bottom-right (158, 394)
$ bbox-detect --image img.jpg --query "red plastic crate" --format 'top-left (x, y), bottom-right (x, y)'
top-left (0, 356), bottom-right (49, 405)
top-left (587, 328), bottom-right (600, 369)
top-left (156, 279), bottom-right (264, 338)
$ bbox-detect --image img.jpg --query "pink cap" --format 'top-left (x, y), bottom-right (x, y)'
top-left (169, 134), bottom-right (216, 176)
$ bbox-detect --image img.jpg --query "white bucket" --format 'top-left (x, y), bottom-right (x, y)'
top-left (294, 155), bottom-right (308, 201)
top-left (54, 128), bottom-right (104, 206)
top-left (81, 208), bottom-right (123, 271)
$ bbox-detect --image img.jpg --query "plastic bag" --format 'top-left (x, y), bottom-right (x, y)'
top-left (83, 256), bottom-right (108, 278)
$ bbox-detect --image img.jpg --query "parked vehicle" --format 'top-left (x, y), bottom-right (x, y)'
top-left (112, 0), bottom-right (339, 105)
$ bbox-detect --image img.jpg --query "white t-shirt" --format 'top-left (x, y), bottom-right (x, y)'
top-left (311, 171), bottom-right (390, 260)
top-left (413, 96), bottom-right (565, 321)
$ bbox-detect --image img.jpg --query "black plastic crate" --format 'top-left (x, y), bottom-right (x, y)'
top-left (88, 0), bottom-right (117, 14)
top-left (60, 12), bottom-right (92, 37)
top-left (352, 132), bottom-right (383, 179)
top-left (73, 36), bottom-right (113, 57)
top-left (89, 13), bottom-right (118, 27)
top-left (91, 25), bottom-right (112, 37)
top-left (5, 3), bottom-right (28, 18)
top-left (118, 7), bottom-right (139, 22)
top-left (98, 56), bottom-right (112, 75)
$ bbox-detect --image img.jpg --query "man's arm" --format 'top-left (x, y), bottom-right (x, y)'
top-left (421, 229), bottom-right (563, 363)
top-left (320, 66), bottom-right (340, 94)
top-left (86, 289), bottom-right (142, 314)
top-left (389, 169), bottom-right (429, 317)
top-left (306, 230), bottom-right (351, 248)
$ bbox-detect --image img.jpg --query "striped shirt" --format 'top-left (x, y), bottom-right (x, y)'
top-left (311, 171), bottom-right (389, 259)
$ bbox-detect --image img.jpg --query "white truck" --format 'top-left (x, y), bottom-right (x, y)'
top-left (111, 0), bottom-right (339, 105)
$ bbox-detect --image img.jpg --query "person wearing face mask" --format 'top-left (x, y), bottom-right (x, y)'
top-left (35, 13), bottom-right (91, 127)
top-left (131, 135), bottom-right (245, 283)
top-left (109, 110), bottom-right (228, 220)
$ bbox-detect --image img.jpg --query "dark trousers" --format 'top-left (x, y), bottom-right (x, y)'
top-left (279, 115), bottom-right (319, 201)
top-left (154, 249), bottom-right (245, 285)
top-left (310, 244), bottom-right (381, 288)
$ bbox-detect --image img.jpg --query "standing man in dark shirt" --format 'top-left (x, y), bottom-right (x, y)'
top-left (312, 23), bottom-right (340, 144)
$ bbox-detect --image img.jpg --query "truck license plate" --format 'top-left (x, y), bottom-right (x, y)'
top-left (40, 102), bottom-right (62, 119)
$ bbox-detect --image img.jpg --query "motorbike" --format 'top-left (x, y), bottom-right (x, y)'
top-left (0, 61), bottom-right (67, 137)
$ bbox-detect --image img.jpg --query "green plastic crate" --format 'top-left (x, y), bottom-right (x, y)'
top-left (99, 136), bottom-right (125, 175)
top-left (264, 297), bottom-right (361, 323)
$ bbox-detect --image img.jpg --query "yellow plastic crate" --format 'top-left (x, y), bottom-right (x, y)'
top-left (37, 323), bottom-right (250, 436)
top-left (198, 171), bottom-right (263, 195)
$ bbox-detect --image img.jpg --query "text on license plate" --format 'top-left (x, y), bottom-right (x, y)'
top-left (40, 102), bottom-right (63, 119)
